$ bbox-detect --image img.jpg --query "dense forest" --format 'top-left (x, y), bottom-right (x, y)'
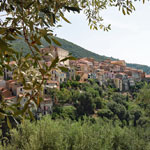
top-left (1, 79), bottom-right (150, 150)
top-left (10, 37), bottom-right (150, 74)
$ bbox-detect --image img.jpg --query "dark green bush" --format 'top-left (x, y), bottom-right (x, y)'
top-left (97, 109), bottom-right (114, 119)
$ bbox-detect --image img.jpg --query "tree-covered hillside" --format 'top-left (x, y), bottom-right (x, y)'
top-left (53, 37), bottom-right (116, 62)
top-left (11, 37), bottom-right (150, 74)
top-left (2, 80), bottom-right (150, 150)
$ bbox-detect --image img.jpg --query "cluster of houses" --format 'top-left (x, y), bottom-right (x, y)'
top-left (70, 58), bottom-right (146, 91)
top-left (0, 46), bottom-right (150, 114)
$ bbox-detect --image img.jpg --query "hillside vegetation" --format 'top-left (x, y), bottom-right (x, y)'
top-left (11, 37), bottom-right (150, 74)
top-left (2, 80), bottom-right (150, 150)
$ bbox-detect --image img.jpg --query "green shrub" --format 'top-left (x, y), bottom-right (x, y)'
top-left (97, 109), bottom-right (114, 119)
top-left (1, 116), bottom-right (150, 150)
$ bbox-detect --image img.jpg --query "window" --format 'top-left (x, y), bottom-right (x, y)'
top-left (44, 89), bottom-right (47, 94)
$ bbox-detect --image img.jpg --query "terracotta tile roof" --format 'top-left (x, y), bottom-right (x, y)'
top-left (128, 68), bottom-right (138, 72)
top-left (119, 73), bottom-right (126, 75)
top-left (0, 88), bottom-right (12, 98)
top-left (43, 95), bottom-right (52, 102)
top-left (76, 71), bottom-right (84, 73)
top-left (0, 87), bottom-right (3, 90)
top-left (145, 74), bottom-right (150, 78)
top-left (0, 79), bottom-right (5, 82)
top-left (9, 81), bottom-right (16, 85)
top-left (137, 70), bottom-right (143, 73)
top-left (47, 80), bottom-right (59, 84)
top-left (9, 61), bottom-right (16, 65)
top-left (6, 80), bottom-right (14, 83)
top-left (125, 67), bottom-right (142, 73)
top-left (111, 60), bottom-right (126, 66)
top-left (5, 96), bottom-right (16, 100)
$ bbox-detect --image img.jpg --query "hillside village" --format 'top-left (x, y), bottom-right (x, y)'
top-left (0, 46), bottom-right (150, 113)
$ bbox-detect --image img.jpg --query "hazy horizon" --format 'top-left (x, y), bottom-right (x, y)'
top-left (55, 1), bottom-right (150, 67)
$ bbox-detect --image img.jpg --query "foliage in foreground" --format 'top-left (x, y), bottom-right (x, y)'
top-left (1, 116), bottom-right (150, 150)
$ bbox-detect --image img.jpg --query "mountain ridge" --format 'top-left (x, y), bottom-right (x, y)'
top-left (11, 36), bottom-right (150, 74)
top-left (53, 37), bottom-right (150, 74)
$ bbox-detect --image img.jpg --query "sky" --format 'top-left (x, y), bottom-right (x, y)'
top-left (54, 1), bottom-right (150, 66)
